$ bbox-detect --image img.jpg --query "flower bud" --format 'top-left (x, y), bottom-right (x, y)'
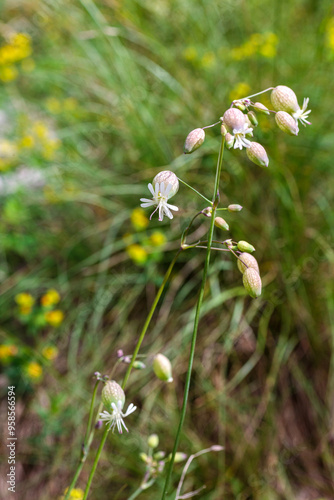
top-left (237, 240), bottom-right (255, 253)
top-left (271, 85), bottom-right (299, 113)
top-left (220, 124), bottom-right (227, 136)
top-left (233, 100), bottom-right (247, 112)
top-left (153, 171), bottom-right (179, 197)
top-left (243, 268), bottom-right (262, 298)
top-left (101, 380), bottom-right (125, 412)
top-left (153, 354), bottom-right (173, 383)
top-left (246, 142), bottom-right (269, 168)
top-left (140, 452), bottom-right (149, 463)
top-left (154, 451), bottom-right (166, 460)
top-left (237, 252), bottom-right (259, 274)
top-left (133, 361), bottom-right (146, 370)
top-left (227, 204), bottom-right (243, 212)
top-left (223, 108), bottom-right (245, 131)
top-left (183, 128), bottom-right (205, 154)
top-left (253, 102), bottom-right (270, 115)
top-left (147, 434), bottom-right (159, 449)
top-left (275, 111), bottom-right (299, 136)
top-left (214, 217), bottom-right (229, 231)
top-left (225, 132), bottom-right (234, 149)
top-left (247, 111), bottom-right (258, 127)
top-left (167, 452), bottom-right (187, 463)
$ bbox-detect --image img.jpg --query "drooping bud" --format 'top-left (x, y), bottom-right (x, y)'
top-left (237, 240), bottom-right (255, 253)
top-left (225, 132), bottom-right (234, 149)
top-left (223, 108), bottom-right (245, 131)
top-left (246, 142), bottom-right (269, 168)
top-left (101, 380), bottom-right (125, 412)
top-left (275, 111), bottom-right (299, 136)
top-left (214, 217), bottom-right (229, 231)
top-left (271, 85), bottom-right (299, 114)
top-left (147, 434), bottom-right (159, 449)
top-left (253, 102), bottom-right (270, 115)
top-left (153, 171), bottom-right (179, 197)
top-left (243, 268), bottom-right (262, 298)
top-left (247, 111), bottom-right (258, 127)
top-left (183, 128), bottom-right (205, 154)
top-left (228, 204), bottom-right (243, 212)
top-left (237, 252), bottom-right (259, 274)
top-left (153, 354), bottom-right (173, 383)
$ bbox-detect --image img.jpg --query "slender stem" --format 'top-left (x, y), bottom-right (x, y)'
top-left (242, 87), bottom-right (274, 100)
top-left (177, 177), bottom-right (212, 205)
top-left (202, 120), bottom-right (221, 130)
top-left (84, 380), bottom-right (100, 445)
top-left (83, 427), bottom-right (109, 500)
top-left (122, 248), bottom-right (182, 389)
top-left (161, 136), bottom-right (225, 500)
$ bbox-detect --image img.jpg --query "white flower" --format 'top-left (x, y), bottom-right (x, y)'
top-left (100, 401), bottom-right (137, 433)
top-left (140, 182), bottom-right (179, 221)
top-left (292, 97), bottom-right (311, 127)
top-left (232, 123), bottom-right (253, 150)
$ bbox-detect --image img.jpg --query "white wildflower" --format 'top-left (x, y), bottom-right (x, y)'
top-left (233, 122), bottom-right (253, 150)
top-left (140, 182), bottom-right (179, 221)
top-left (292, 97), bottom-right (311, 127)
top-left (100, 402), bottom-right (137, 434)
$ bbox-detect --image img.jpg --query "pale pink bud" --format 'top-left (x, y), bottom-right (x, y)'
top-left (275, 111), bottom-right (299, 136)
top-left (246, 142), bottom-right (269, 168)
top-left (225, 132), bottom-right (234, 149)
top-left (227, 204), bottom-right (243, 212)
top-left (243, 268), bottom-right (262, 298)
top-left (253, 102), bottom-right (270, 115)
top-left (214, 217), bottom-right (229, 231)
top-left (153, 354), bottom-right (173, 383)
top-left (183, 128), bottom-right (205, 154)
top-left (237, 252), bottom-right (259, 274)
top-left (247, 111), bottom-right (258, 127)
top-left (223, 108), bottom-right (245, 131)
top-left (271, 85), bottom-right (299, 114)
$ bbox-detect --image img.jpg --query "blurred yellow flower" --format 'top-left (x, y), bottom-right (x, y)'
top-left (0, 344), bottom-right (18, 361)
top-left (150, 231), bottom-right (166, 247)
top-left (326, 17), bottom-right (334, 51)
top-left (41, 289), bottom-right (61, 307)
top-left (45, 310), bottom-right (64, 327)
top-left (127, 244), bottom-right (148, 265)
top-left (32, 121), bottom-right (48, 139)
top-left (60, 488), bottom-right (84, 500)
top-left (19, 305), bottom-right (33, 315)
top-left (63, 97), bottom-right (78, 111)
top-left (0, 66), bottom-right (18, 82)
top-left (201, 52), bottom-right (215, 68)
top-left (229, 82), bottom-right (251, 102)
top-left (46, 97), bottom-right (62, 114)
top-left (131, 207), bottom-right (149, 230)
top-left (26, 361), bottom-right (43, 380)
top-left (20, 135), bottom-right (35, 149)
top-left (42, 345), bottom-right (59, 361)
top-left (15, 292), bottom-right (35, 308)
top-left (183, 46), bottom-right (198, 62)
top-left (231, 32), bottom-right (278, 60)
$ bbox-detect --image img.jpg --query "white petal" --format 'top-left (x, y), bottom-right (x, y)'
top-left (166, 203), bottom-right (178, 211)
top-left (148, 183), bottom-right (155, 197)
top-left (141, 201), bottom-right (155, 208)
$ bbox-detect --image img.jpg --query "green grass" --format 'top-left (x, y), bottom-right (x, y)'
top-left (0, 0), bottom-right (334, 498)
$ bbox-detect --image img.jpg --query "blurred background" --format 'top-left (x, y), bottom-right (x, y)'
top-left (0, 0), bottom-right (333, 498)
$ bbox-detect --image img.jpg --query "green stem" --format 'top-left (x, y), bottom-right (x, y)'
top-left (242, 87), bottom-right (274, 100)
top-left (122, 249), bottom-right (182, 389)
top-left (83, 427), bottom-right (109, 500)
top-left (161, 135), bottom-right (225, 500)
top-left (177, 177), bottom-right (212, 205)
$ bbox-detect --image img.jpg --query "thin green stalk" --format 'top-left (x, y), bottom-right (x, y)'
top-left (122, 248), bottom-right (182, 389)
top-left (83, 426), bottom-right (109, 500)
top-left (177, 177), bottom-right (212, 205)
top-left (161, 135), bottom-right (225, 500)
top-left (64, 380), bottom-right (101, 500)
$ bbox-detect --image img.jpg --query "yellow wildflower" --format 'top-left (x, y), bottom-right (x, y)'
top-left (60, 487), bottom-right (84, 500)
top-left (0, 66), bottom-right (18, 82)
top-left (19, 305), bottom-right (33, 315)
top-left (26, 361), bottom-right (43, 380)
top-left (41, 289), bottom-right (61, 307)
top-left (131, 208), bottom-right (149, 230)
top-left (0, 344), bottom-right (18, 361)
top-left (150, 231), bottom-right (166, 247)
top-left (127, 244), bottom-right (148, 265)
top-left (45, 310), bottom-right (64, 327)
top-left (32, 121), bottom-right (48, 139)
top-left (42, 346), bottom-right (59, 361)
top-left (15, 292), bottom-right (35, 308)
top-left (20, 135), bottom-right (35, 149)
top-left (229, 82), bottom-right (251, 102)
top-left (200, 52), bottom-right (215, 68)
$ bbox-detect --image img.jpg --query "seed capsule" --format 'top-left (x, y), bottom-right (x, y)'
top-left (153, 170), bottom-right (179, 197)
top-left (243, 268), bottom-right (262, 298)
top-left (183, 128), bottom-right (205, 154)
top-left (237, 252), bottom-right (259, 274)
top-left (246, 142), bottom-right (269, 168)
top-left (237, 240), bottom-right (255, 253)
top-left (153, 353), bottom-right (173, 383)
top-left (275, 111), bottom-right (299, 136)
top-left (271, 85), bottom-right (299, 113)
top-left (101, 381), bottom-right (125, 411)
top-left (214, 217), bottom-right (229, 231)
top-left (223, 108), bottom-right (245, 131)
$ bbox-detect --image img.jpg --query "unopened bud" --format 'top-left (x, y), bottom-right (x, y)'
top-left (147, 434), bottom-right (159, 449)
top-left (243, 268), bottom-right (262, 298)
top-left (95, 419), bottom-right (103, 429)
top-left (271, 85), bottom-right (299, 114)
top-left (237, 240), bottom-right (255, 253)
top-left (183, 128), bottom-right (205, 154)
top-left (153, 354), bottom-right (173, 383)
top-left (237, 252), bottom-right (259, 274)
top-left (116, 349), bottom-right (124, 358)
top-left (153, 171), bottom-right (179, 197)
top-left (167, 452), bottom-right (187, 463)
top-left (140, 452), bottom-right (149, 463)
top-left (225, 132), bottom-right (234, 149)
top-left (223, 108), bottom-right (245, 131)
top-left (214, 217), bottom-right (229, 231)
top-left (275, 111), bottom-right (299, 136)
top-left (227, 204), bottom-right (243, 212)
top-left (202, 207), bottom-right (212, 217)
top-left (133, 361), bottom-right (146, 370)
top-left (253, 102), bottom-right (270, 115)
top-left (220, 124), bottom-right (227, 136)
top-left (247, 111), bottom-right (258, 127)
top-left (154, 451), bottom-right (166, 460)
top-left (101, 380), bottom-right (125, 412)
top-left (233, 100), bottom-right (247, 112)
top-left (246, 142), bottom-right (269, 168)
